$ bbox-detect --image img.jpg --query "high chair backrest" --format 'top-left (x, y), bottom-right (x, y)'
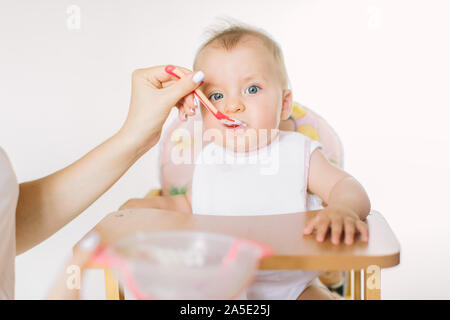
top-left (157, 102), bottom-right (343, 198)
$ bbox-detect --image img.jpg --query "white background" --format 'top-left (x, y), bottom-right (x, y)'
top-left (1, 0), bottom-right (449, 299)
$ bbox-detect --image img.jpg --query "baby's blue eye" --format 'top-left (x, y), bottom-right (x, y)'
top-left (246, 85), bottom-right (260, 94)
top-left (209, 93), bottom-right (223, 101)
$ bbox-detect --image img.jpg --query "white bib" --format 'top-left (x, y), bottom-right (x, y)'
top-left (191, 130), bottom-right (322, 215)
top-left (191, 131), bottom-right (324, 299)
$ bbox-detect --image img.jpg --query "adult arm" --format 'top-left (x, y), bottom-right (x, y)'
top-left (16, 66), bottom-right (204, 254)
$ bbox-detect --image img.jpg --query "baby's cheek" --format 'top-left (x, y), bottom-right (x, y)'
top-left (201, 113), bottom-right (227, 144)
top-left (252, 108), bottom-right (279, 131)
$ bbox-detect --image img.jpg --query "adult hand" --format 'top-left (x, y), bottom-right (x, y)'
top-left (119, 65), bottom-right (204, 154)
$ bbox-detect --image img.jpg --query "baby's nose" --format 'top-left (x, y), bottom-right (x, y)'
top-left (225, 103), bottom-right (245, 113)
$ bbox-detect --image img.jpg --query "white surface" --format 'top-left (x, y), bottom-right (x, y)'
top-left (0, 0), bottom-right (449, 299)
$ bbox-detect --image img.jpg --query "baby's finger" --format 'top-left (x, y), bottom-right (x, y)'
top-left (315, 218), bottom-right (330, 242)
top-left (303, 216), bottom-right (319, 235)
top-left (344, 218), bottom-right (356, 245)
top-left (356, 220), bottom-right (369, 242)
top-left (119, 198), bottom-right (139, 210)
top-left (331, 219), bottom-right (343, 245)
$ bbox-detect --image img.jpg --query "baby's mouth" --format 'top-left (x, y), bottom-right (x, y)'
top-left (222, 118), bottom-right (248, 128)
top-left (223, 122), bottom-right (248, 130)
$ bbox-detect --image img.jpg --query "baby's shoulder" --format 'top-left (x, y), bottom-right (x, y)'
top-left (278, 131), bottom-right (323, 162)
top-left (278, 130), bottom-right (310, 146)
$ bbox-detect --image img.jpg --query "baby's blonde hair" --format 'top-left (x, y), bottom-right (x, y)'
top-left (193, 19), bottom-right (290, 90)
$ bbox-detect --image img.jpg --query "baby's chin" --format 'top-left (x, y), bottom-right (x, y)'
top-left (213, 126), bottom-right (280, 153)
top-left (224, 141), bottom-right (265, 153)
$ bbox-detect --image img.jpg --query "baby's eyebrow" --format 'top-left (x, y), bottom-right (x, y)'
top-left (200, 74), bottom-right (266, 90)
top-left (241, 74), bottom-right (264, 82)
top-left (200, 82), bottom-right (218, 91)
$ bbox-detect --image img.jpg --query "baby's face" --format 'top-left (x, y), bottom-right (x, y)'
top-left (195, 37), bottom-right (292, 152)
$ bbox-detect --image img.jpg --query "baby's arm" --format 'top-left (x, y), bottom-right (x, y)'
top-left (119, 194), bottom-right (192, 214)
top-left (303, 149), bottom-right (371, 245)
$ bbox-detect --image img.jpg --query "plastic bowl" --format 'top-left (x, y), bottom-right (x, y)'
top-left (93, 231), bottom-right (273, 300)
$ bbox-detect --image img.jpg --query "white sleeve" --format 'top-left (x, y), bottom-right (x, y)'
top-left (303, 136), bottom-right (324, 185)
top-left (303, 136), bottom-right (323, 180)
top-left (308, 138), bottom-right (323, 156)
top-left (0, 147), bottom-right (19, 299)
top-left (304, 139), bottom-right (325, 211)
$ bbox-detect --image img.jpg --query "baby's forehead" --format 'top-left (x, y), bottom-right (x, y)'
top-left (194, 39), bottom-right (279, 80)
top-left (195, 36), bottom-right (274, 66)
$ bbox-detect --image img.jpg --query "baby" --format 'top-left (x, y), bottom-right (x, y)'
top-left (121, 24), bottom-right (371, 300)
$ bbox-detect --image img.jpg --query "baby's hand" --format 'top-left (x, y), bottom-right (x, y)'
top-left (302, 205), bottom-right (369, 245)
top-left (119, 198), bottom-right (153, 210)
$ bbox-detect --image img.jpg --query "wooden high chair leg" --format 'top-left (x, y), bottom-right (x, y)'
top-left (104, 268), bottom-right (124, 300)
top-left (354, 270), bottom-right (362, 300)
top-left (350, 268), bottom-right (381, 300)
top-left (344, 271), bottom-right (352, 300)
top-left (364, 265), bottom-right (381, 300)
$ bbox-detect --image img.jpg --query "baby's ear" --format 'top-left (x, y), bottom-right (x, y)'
top-left (280, 89), bottom-right (293, 121)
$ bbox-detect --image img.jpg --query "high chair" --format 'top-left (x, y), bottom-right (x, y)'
top-left (77, 102), bottom-right (400, 300)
